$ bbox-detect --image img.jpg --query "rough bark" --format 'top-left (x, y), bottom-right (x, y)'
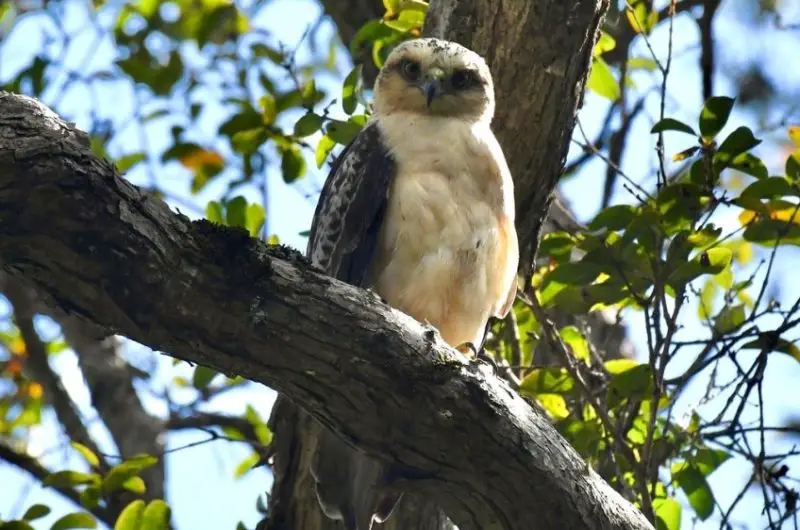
top-left (268, 1), bottom-right (616, 529)
top-left (0, 91), bottom-right (651, 530)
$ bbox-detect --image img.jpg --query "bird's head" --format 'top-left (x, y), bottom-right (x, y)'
top-left (372, 38), bottom-right (495, 122)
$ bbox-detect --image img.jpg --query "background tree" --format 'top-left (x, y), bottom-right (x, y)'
top-left (0, 0), bottom-right (799, 529)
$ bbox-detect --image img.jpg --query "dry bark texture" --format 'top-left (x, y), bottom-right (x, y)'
top-left (0, 91), bottom-right (652, 530)
top-left (267, 1), bottom-right (618, 529)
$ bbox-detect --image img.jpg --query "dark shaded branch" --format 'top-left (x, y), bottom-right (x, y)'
top-left (698, 0), bottom-right (720, 101)
top-left (50, 315), bottom-right (166, 499)
top-left (317, 0), bottom-right (383, 85)
top-left (0, 91), bottom-right (652, 530)
top-left (168, 412), bottom-right (257, 440)
top-left (0, 442), bottom-right (115, 527)
top-left (3, 273), bottom-right (166, 499)
top-left (1, 279), bottom-right (108, 472)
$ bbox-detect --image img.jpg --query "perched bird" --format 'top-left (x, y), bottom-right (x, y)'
top-left (307, 37), bottom-right (519, 530)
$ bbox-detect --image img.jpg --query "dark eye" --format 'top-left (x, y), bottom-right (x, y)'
top-left (451, 70), bottom-right (475, 90)
top-left (400, 60), bottom-right (421, 80)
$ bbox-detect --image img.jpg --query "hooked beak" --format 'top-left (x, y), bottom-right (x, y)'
top-left (420, 67), bottom-right (445, 107)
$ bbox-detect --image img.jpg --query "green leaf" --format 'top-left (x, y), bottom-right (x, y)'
top-left (281, 146), bottom-right (307, 183)
top-left (519, 367), bottom-right (575, 396)
top-left (114, 500), bottom-right (145, 530)
top-left (103, 455), bottom-right (158, 495)
top-left (225, 196), bottom-right (248, 229)
top-left (293, 113), bottom-right (323, 137)
top-left (79, 486), bottom-right (101, 510)
top-left (607, 362), bottom-right (652, 405)
top-left (587, 57), bottom-right (620, 102)
top-left (694, 447), bottom-right (731, 476)
top-left (259, 94), bottom-right (277, 125)
top-left (741, 176), bottom-right (796, 199)
top-left (687, 224), bottom-right (722, 247)
top-left (51, 512), bottom-right (97, 530)
top-left (668, 248), bottom-right (733, 288)
top-left (539, 232), bottom-right (576, 260)
top-left (535, 394), bottom-right (570, 420)
top-left (728, 152), bottom-right (768, 179)
top-left (326, 120), bottom-right (362, 145)
top-left (626, 2), bottom-right (658, 34)
top-left (650, 118), bottom-right (696, 136)
top-left (787, 150), bottom-right (800, 181)
top-left (627, 57), bottom-right (658, 71)
top-left (70, 442), bottom-right (100, 468)
top-left (315, 134), bottom-right (336, 168)
top-left (192, 365), bottom-right (218, 390)
top-left (115, 153), bottom-right (146, 173)
top-left (244, 404), bottom-right (273, 445)
top-left (653, 497), bottom-right (682, 530)
top-left (43, 471), bottom-right (100, 489)
top-left (743, 218), bottom-right (800, 247)
top-left (234, 452), bottom-right (260, 479)
top-left (698, 279), bottom-right (717, 319)
top-left (671, 461), bottom-right (715, 520)
top-left (141, 500), bottom-right (171, 530)
top-left (21, 504), bottom-right (51, 521)
top-left (301, 79), bottom-right (320, 107)
top-left (205, 201), bottom-right (224, 223)
top-left (699, 96), bottom-right (735, 139)
top-left (120, 476), bottom-right (145, 495)
top-left (231, 127), bottom-right (269, 155)
top-left (383, 7), bottom-right (425, 32)
top-left (251, 43), bottom-right (284, 63)
top-left (246, 203), bottom-right (266, 237)
top-left (713, 304), bottom-right (745, 333)
top-left (342, 65), bottom-right (362, 115)
top-left (714, 126), bottom-right (761, 170)
top-left (220, 109), bottom-right (262, 138)
top-left (588, 204), bottom-right (639, 231)
top-left (559, 326), bottom-right (590, 363)
top-left (593, 32), bottom-right (616, 56)
top-left (603, 359), bottom-right (639, 374)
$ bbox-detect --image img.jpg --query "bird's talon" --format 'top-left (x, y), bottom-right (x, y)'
top-left (475, 347), bottom-right (499, 374)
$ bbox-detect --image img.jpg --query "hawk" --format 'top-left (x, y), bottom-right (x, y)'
top-left (307, 37), bottom-right (519, 530)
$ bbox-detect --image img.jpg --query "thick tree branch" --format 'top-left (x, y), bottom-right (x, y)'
top-left (0, 92), bottom-right (652, 530)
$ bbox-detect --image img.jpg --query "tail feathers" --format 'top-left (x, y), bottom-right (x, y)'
top-left (311, 428), bottom-right (403, 530)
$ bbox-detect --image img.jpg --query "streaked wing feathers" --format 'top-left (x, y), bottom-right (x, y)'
top-left (307, 122), bottom-right (395, 286)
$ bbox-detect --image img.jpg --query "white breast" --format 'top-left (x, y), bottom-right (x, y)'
top-left (368, 114), bottom-right (518, 348)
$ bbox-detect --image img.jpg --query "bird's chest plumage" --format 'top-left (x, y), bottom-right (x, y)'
top-left (369, 116), bottom-right (517, 347)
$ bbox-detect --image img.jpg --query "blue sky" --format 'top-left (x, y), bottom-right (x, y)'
top-left (1, 0), bottom-right (800, 528)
